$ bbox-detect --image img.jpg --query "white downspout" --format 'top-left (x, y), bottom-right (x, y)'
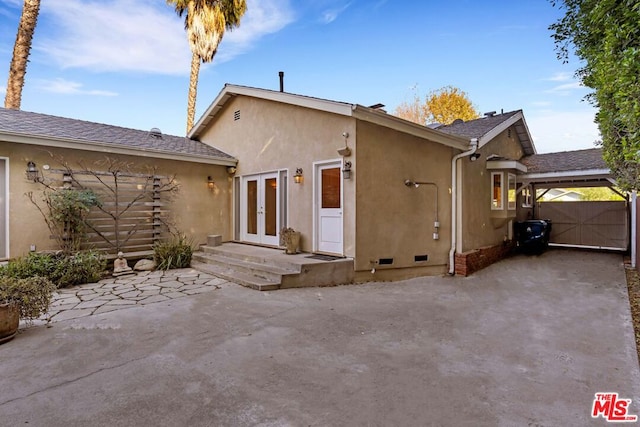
top-left (632, 190), bottom-right (637, 269)
top-left (448, 138), bottom-right (479, 275)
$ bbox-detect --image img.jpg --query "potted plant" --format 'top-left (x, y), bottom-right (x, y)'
top-left (280, 227), bottom-right (301, 255)
top-left (0, 276), bottom-right (56, 344)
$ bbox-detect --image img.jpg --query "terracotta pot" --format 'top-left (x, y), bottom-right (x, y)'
top-left (0, 302), bottom-right (19, 344)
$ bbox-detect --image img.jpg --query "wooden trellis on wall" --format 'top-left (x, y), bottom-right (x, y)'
top-left (52, 168), bottom-right (177, 257)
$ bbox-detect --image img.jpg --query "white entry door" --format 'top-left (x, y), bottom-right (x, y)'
top-left (315, 162), bottom-right (343, 255)
top-left (241, 173), bottom-right (279, 246)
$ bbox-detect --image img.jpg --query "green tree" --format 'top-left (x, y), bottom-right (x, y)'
top-left (4, 0), bottom-right (41, 109)
top-left (394, 85), bottom-right (480, 125)
top-left (168, 0), bottom-right (247, 133)
top-left (550, 0), bottom-right (640, 190)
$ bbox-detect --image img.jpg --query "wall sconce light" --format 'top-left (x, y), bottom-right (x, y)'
top-left (470, 153), bottom-right (481, 162)
top-left (227, 166), bottom-right (237, 175)
top-left (294, 168), bottom-right (303, 184)
top-left (207, 176), bottom-right (215, 189)
top-left (26, 161), bottom-right (39, 182)
top-left (342, 161), bottom-right (352, 179)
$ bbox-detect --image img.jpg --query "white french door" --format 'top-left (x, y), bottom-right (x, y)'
top-left (240, 173), bottom-right (279, 246)
top-left (314, 161), bottom-right (343, 255)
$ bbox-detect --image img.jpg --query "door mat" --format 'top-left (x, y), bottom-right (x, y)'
top-left (306, 254), bottom-right (343, 261)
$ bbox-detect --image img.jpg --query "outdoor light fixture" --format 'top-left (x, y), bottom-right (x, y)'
top-left (26, 161), bottom-right (39, 182)
top-left (342, 161), bottom-right (352, 180)
top-left (227, 166), bottom-right (237, 175)
top-left (207, 176), bottom-right (215, 189)
top-left (470, 153), bottom-right (481, 162)
top-left (294, 168), bottom-right (303, 184)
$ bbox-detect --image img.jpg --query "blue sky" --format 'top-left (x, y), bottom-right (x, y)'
top-left (0, 0), bottom-right (599, 153)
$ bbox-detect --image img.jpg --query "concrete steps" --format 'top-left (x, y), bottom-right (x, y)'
top-left (191, 240), bottom-right (355, 291)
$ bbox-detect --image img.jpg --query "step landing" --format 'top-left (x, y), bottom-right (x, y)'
top-left (191, 242), bottom-right (354, 291)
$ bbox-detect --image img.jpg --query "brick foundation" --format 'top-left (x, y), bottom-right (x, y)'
top-left (454, 242), bottom-right (515, 276)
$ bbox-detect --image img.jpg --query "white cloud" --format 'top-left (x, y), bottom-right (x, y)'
top-left (545, 72), bottom-right (573, 82)
top-left (527, 109), bottom-right (600, 153)
top-left (36, 78), bottom-right (117, 96)
top-left (320, 2), bottom-right (351, 24)
top-left (37, 0), bottom-right (295, 76)
top-left (530, 101), bottom-right (552, 107)
top-left (217, 0), bottom-right (295, 62)
top-left (545, 81), bottom-right (584, 95)
top-left (0, 85), bottom-right (5, 95)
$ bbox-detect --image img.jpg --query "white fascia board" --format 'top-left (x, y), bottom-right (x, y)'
top-left (1, 132), bottom-right (238, 166)
top-left (523, 168), bottom-right (610, 181)
top-left (486, 160), bottom-right (528, 173)
top-left (351, 106), bottom-right (469, 150)
top-left (478, 111), bottom-right (524, 147)
top-left (190, 84), bottom-right (354, 139)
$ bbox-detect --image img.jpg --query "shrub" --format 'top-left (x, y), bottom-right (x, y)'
top-left (0, 250), bottom-right (107, 288)
top-left (153, 236), bottom-right (193, 270)
top-left (53, 250), bottom-right (107, 287)
top-left (0, 276), bottom-right (56, 321)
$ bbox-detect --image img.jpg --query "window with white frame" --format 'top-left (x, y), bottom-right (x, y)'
top-left (508, 173), bottom-right (516, 210)
top-left (491, 172), bottom-right (503, 210)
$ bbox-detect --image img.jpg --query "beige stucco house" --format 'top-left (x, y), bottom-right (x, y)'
top-left (0, 107), bottom-right (236, 259)
top-left (0, 85), bottom-right (537, 281)
top-left (189, 85), bottom-right (535, 280)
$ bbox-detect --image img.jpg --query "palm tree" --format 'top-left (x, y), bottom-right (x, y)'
top-left (168, 0), bottom-right (247, 133)
top-left (4, 0), bottom-right (41, 110)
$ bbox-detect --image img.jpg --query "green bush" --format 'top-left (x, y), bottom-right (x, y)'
top-left (0, 275), bottom-right (56, 321)
top-left (0, 250), bottom-right (106, 288)
top-left (153, 236), bottom-right (193, 270)
top-left (53, 250), bottom-right (107, 287)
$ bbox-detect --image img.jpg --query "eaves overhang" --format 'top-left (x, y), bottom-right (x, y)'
top-left (478, 111), bottom-right (536, 156)
top-left (351, 106), bottom-right (470, 150)
top-left (189, 84), bottom-right (471, 151)
top-left (486, 159), bottom-right (528, 173)
top-left (1, 131), bottom-right (238, 166)
top-left (520, 168), bottom-right (612, 187)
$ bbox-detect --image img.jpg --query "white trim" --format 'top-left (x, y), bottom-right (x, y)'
top-left (189, 84), bottom-right (470, 151)
top-left (491, 171), bottom-right (504, 210)
top-left (478, 111), bottom-right (536, 155)
top-left (522, 169), bottom-right (610, 181)
top-left (486, 160), bottom-right (527, 173)
top-left (0, 157), bottom-right (8, 260)
top-left (508, 173), bottom-right (516, 210)
top-left (239, 171), bottom-right (281, 245)
top-left (312, 159), bottom-right (344, 255)
top-left (0, 131), bottom-right (237, 166)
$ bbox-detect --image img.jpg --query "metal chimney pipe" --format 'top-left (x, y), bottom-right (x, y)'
top-left (279, 71), bottom-right (284, 92)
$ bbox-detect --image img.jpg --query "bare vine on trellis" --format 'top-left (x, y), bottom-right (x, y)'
top-left (27, 155), bottom-right (180, 254)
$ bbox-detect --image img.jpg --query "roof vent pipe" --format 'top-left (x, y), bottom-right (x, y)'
top-left (279, 71), bottom-right (284, 92)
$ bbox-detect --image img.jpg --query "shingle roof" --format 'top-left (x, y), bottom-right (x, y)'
top-left (437, 110), bottom-right (522, 139)
top-left (0, 108), bottom-right (234, 161)
top-left (521, 148), bottom-right (606, 173)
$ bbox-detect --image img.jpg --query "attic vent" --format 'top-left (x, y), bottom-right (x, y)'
top-left (149, 127), bottom-right (162, 138)
top-left (508, 128), bottom-right (512, 138)
top-left (484, 111), bottom-right (497, 118)
top-left (234, 110), bottom-right (241, 121)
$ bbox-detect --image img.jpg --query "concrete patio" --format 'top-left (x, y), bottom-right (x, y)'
top-left (0, 249), bottom-right (638, 426)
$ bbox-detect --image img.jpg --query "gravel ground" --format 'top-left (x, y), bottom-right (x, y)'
top-left (626, 266), bottom-right (640, 364)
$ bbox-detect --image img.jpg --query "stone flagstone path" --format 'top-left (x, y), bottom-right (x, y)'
top-left (45, 268), bottom-right (233, 322)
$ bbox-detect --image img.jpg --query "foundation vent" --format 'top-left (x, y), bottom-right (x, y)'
top-left (234, 110), bottom-right (241, 121)
top-left (378, 258), bottom-right (394, 265)
top-left (414, 254), bottom-right (429, 262)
